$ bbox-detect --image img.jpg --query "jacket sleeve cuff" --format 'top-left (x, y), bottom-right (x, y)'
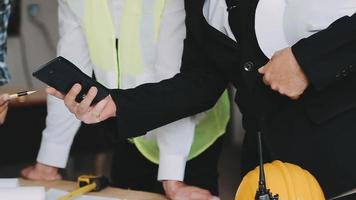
top-left (36, 141), bottom-right (71, 168)
top-left (291, 41), bottom-right (328, 90)
top-left (157, 154), bottom-right (187, 181)
top-left (291, 13), bottom-right (356, 91)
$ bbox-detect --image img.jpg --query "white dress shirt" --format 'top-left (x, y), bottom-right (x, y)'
top-left (37, 0), bottom-right (194, 181)
top-left (203, 0), bottom-right (236, 41)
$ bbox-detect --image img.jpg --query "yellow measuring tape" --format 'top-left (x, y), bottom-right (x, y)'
top-left (57, 175), bottom-right (109, 200)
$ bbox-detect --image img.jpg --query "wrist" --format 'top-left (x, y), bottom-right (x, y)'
top-left (35, 163), bottom-right (59, 175)
top-left (162, 180), bottom-right (185, 197)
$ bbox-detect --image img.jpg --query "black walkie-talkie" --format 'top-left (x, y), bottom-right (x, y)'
top-left (255, 131), bottom-right (279, 200)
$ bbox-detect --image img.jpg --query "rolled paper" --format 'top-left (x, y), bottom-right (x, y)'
top-left (0, 178), bottom-right (19, 187)
top-left (0, 187), bottom-right (45, 200)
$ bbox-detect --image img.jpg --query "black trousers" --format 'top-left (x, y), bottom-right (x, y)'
top-left (110, 135), bottom-right (225, 196)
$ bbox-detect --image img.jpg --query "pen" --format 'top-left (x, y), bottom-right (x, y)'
top-left (9, 90), bottom-right (37, 100)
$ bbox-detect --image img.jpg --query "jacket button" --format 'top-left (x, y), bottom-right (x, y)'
top-left (341, 69), bottom-right (348, 77)
top-left (243, 61), bottom-right (254, 72)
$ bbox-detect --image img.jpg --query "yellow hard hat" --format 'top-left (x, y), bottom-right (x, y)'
top-left (235, 160), bottom-right (325, 200)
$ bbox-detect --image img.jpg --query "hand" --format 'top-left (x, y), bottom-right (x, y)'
top-left (162, 180), bottom-right (219, 200)
top-left (21, 163), bottom-right (62, 181)
top-left (0, 93), bottom-right (10, 124)
top-left (258, 47), bottom-right (309, 100)
top-left (46, 84), bottom-right (117, 124)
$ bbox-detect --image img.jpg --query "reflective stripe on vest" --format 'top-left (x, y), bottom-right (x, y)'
top-left (68, 0), bottom-right (230, 164)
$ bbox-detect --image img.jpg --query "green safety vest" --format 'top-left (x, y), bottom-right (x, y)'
top-left (67, 0), bottom-right (230, 164)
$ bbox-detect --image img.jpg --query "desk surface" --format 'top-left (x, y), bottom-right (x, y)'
top-left (20, 179), bottom-right (168, 200)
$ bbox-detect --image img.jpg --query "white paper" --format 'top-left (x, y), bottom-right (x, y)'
top-left (0, 178), bottom-right (19, 187)
top-left (46, 188), bottom-right (122, 200)
top-left (0, 187), bottom-right (45, 200)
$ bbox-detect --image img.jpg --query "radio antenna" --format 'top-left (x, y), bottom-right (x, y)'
top-left (255, 131), bottom-right (279, 200)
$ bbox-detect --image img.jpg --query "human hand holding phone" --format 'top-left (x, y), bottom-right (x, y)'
top-left (33, 56), bottom-right (116, 123)
top-left (47, 84), bottom-right (117, 124)
top-left (33, 56), bottom-right (110, 105)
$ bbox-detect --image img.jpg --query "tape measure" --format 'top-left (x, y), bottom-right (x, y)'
top-left (57, 175), bottom-right (109, 200)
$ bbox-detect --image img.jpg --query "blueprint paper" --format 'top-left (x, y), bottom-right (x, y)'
top-left (0, 187), bottom-right (45, 200)
top-left (0, 178), bottom-right (19, 187)
top-left (46, 188), bottom-right (122, 200)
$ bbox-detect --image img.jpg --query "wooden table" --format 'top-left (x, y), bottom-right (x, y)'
top-left (20, 179), bottom-right (168, 200)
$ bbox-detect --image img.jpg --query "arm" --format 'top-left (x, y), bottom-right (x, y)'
top-left (22, 0), bottom-right (94, 180)
top-left (292, 12), bottom-right (356, 90)
top-left (112, 50), bottom-right (227, 138)
top-left (37, 0), bottom-right (94, 168)
top-left (152, 0), bottom-right (194, 184)
top-left (156, 118), bottom-right (195, 182)
top-left (47, 1), bottom-right (229, 138)
top-left (112, 32), bottom-right (228, 138)
top-left (151, 3), bottom-right (219, 199)
top-left (259, 12), bottom-right (356, 99)
top-left (156, 119), bottom-right (218, 200)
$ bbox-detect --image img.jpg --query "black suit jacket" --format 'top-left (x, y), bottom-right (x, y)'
top-left (111, 0), bottom-right (356, 197)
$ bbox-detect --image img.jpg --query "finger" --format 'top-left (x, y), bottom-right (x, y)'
top-left (91, 97), bottom-right (109, 118)
top-left (185, 187), bottom-right (211, 196)
top-left (258, 65), bottom-right (266, 74)
top-left (271, 84), bottom-right (278, 91)
top-left (77, 87), bottom-right (97, 115)
top-left (21, 166), bottom-right (34, 178)
top-left (64, 84), bottom-right (82, 112)
top-left (0, 105), bottom-right (8, 124)
top-left (289, 94), bottom-right (300, 100)
top-left (81, 97), bottom-right (109, 124)
top-left (262, 74), bottom-right (271, 86)
top-left (277, 86), bottom-right (290, 97)
top-left (284, 89), bottom-right (302, 100)
top-left (64, 84), bottom-right (81, 103)
top-left (99, 96), bottom-right (117, 120)
top-left (174, 191), bottom-right (210, 200)
top-left (190, 191), bottom-right (212, 200)
top-left (46, 87), bottom-right (65, 99)
top-left (277, 88), bottom-right (286, 96)
top-left (0, 94), bottom-right (10, 103)
top-left (192, 188), bottom-right (211, 195)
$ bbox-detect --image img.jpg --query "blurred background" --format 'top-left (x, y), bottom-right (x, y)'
top-left (0, 1), bottom-right (245, 199)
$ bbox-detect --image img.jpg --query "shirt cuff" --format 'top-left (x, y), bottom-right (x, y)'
top-left (36, 141), bottom-right (71, 168)
top-left (157, 154), bottom-right (187, 181)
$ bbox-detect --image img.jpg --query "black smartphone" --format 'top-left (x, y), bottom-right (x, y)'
top-left (32, 56), bottom-right (110, 104)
